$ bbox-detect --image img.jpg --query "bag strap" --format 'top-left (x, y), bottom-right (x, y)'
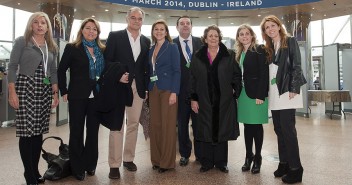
top-left (41, 136), bottom-right (64, 155)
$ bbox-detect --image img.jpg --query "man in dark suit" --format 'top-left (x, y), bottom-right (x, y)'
top-left (173, 16), bottom-right (202, 166)
top-left (104, 7), bottom-right (151, 179)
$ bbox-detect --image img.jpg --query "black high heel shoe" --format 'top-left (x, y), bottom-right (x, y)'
top-left (241, 155), bottom-right (254, 171)
top-left (282, 167), bottom-right (303, 184)
top-left (274, 162), bottom-right (289, 177)
top-left (251, 155), bottom-right (262, 174)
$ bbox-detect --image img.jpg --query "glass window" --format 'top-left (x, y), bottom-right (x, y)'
top-left (99, 22), bottom-right (111, 40)
top-left (0, 42), bottom-right (12, 60)
top-left (323, 15), bottom-right (349, 45)
top-left (0, 5), bottom-right (14, 41)
top-left (310, 20), bottom-right (322, 47)
top-left (15, 9), bottom-right (32, 39)
top-left (335, 21), bottom-right (351, 44)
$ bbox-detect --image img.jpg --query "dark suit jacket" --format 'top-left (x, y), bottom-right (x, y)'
top-left (148, 40), bottom-right (181, 94)
top-left (173, 36), bottom-right (202, 101)
top-left (104, 29), bottom-right (151, 99)
top-left (240, 45), bottom-right (269, 101)
top-left (97, 62), bottom-right (132, 131)
top-left (58, 43), bottom-right (96, 99)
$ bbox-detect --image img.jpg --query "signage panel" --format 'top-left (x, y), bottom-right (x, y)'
top-left (100, 0), bottom-right (321, 10)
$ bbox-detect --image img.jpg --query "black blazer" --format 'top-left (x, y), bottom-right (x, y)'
top-left (240, 45), bottom-right (269, 101)
top-left (97, 62), bottom-right (132, 131)
top-left (58, 43), bottom-right (96, 99)
top-left (104, 29), bottom-right (151, 99)
top-left (173, 36), bottom-right (202, 99)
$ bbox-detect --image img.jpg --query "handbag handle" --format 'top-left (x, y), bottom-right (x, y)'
top-left (41, 136), bottom-right (65, 155)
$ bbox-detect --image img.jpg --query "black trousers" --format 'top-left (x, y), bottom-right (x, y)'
top-left (199, 141), bottom-right (228, 168)
top-left (19, 135), bottom-right (43, 184)
top-left (243, 124), bottom-right (263, 157)
top-left (177, 94), bottom-right (200, 159)
top-left (271, 109), bottom-right (302, 168)
top-left (68, 98), bottom-right (100, 175)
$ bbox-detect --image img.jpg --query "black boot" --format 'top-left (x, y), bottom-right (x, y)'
top-left (274, 163), bottom-right (289, 177)
top-left (282, 167), bottom-right (303, 184)
top-left (241, 155), bottom-right (254, 171)
top-left (251, 155), bottom-right (262, 174)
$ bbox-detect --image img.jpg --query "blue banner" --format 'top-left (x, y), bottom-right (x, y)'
top-left (100, 0), bottom-right (321, 11)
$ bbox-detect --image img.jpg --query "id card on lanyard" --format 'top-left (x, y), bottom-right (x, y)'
top-left (32, 36), bottom-right (50, 85)
top-left (150, 56), bottom-right (158, 82)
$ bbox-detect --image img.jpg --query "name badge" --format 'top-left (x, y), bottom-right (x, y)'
top-left (185, 62), bottom-right (190, 68)
top-left (43, 77), bottom-right (50, 85)
top-left (150, 75), bottom-right (158, 82)
top-left (271, 78), bottom-right (276, 85)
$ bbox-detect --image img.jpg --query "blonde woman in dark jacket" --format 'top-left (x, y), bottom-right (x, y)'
top-left (260, 15), bottom-right (307, 184)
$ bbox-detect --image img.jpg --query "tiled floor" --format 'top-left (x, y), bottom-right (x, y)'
top-left (1, 103), bottom-right (351, 185)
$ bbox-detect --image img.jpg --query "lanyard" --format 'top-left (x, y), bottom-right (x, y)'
top-left (32, 36), bottom-right (48, 77)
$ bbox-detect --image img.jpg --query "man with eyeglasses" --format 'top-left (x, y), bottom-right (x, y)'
top-left (104, 7), bottom-right (151, 180)
top-left (173, 16), bottom-right (202, 166)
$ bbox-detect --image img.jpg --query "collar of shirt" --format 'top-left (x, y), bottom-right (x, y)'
top-left (126, 29), bottom-right (141, 61)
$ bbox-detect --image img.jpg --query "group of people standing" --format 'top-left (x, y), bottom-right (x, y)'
top-left (8, 6), bottom-right (306, 185)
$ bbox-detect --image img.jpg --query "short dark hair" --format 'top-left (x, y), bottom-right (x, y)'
top-left (201, 25), bottom-right (223, 45)
top-left (176, 16), bottom-right (192, 26)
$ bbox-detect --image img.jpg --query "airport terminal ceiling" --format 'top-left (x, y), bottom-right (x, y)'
top-left (1, 0), bottom-right (352, 26)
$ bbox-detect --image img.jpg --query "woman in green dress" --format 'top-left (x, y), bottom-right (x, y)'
top-left (235, 24), bottom-right (269, 174)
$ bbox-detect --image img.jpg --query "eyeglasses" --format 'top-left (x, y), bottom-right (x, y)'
top-left (129, 16), bottom-right (143, 22)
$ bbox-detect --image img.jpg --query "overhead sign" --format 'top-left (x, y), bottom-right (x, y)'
top-left (100, 0), bottom-right (321, 11)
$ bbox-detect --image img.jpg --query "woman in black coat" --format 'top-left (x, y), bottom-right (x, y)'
top-left (260, 15), bottom-right (306, 184)
top-left (190, 25), bottom-right (242, 173)
top-left (58, 18), bottom-right (106, 181)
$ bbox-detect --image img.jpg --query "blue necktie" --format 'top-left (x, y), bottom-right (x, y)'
top-left (184, 40), bottom-right (192, 61)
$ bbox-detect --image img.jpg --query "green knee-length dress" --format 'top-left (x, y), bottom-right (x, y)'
top-left (237, 52), bottom-right (268, 124)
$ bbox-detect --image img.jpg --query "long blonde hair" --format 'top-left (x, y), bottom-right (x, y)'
top-left (260, 15), bottom-right (289, 62)
top-left (234, 24), bottom-right (257, 63)
top-left (24, 12), bottom-right (58, 52)
top-left (72, 18), bottom-right (105, 51)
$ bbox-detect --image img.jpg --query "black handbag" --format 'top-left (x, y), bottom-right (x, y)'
top-left (41, 136), bottom-right (71, 180)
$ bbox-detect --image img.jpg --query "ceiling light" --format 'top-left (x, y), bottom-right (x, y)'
top-left (17, 3), bottom-right (20, 5)
top-left (92, 15), bottom-right (96, 17)
top-left (105, 9), bottom-right (109, 12)
top-left (208, 16), bottom-right (212, 19)
top-left (324, 14), bottom-right (326, 16)
top-left (230, 23), bottom-right (234, 25)
top-left (257, 14), bottom-right (261, 17)
top-left (312, 7), bottom-right (315, 10)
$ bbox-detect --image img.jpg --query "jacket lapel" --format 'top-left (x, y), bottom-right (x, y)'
top-left (122, 30), bottom-right (135, 62)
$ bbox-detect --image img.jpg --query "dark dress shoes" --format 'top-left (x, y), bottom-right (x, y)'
top-left (74, 173), bottom-right (85, 181)
top-left (200, 166), bottom-right (211, 173)
top-left (241, 155), bottom-right (254, 171)
top-left (251, 156), bottom-right (262, 174)
top-left (218, 166), bottom-right (229, 173)
top-left (158, 168), bottom-right (168, 173)
top-left (179, 157), bottom-right (189, 166)
top-left (37, 177), bottom-right (45, 184)
top-left (86, 170), bottom-right (95, 176)
top-left (282, 167), bottom-right (304, 184)
top-left (152, 165), bottom-right (160, 170)
top-left (274, 163), bottom-right (290, 177)
top-left (123, 161), bottom-right (137, 171)
top-left (108, 168), bottom-right (120, 179)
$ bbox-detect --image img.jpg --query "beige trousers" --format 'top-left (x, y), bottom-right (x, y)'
top-left (108, 80), bottom-right (144, 168)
